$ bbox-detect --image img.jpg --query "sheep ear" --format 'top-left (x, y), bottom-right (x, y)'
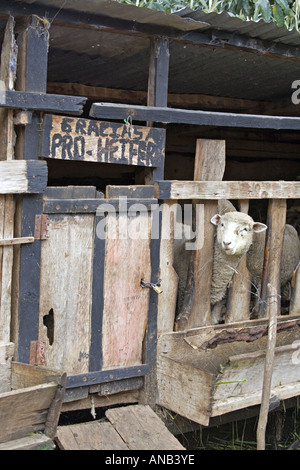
top-left (211, 214), bottom-right (222, 226)
top-left (253, 222), bottom-right (267, 233)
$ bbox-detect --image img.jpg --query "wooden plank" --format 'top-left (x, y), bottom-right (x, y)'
top-left (101, 212), bottom-right (151, 369)
top-left (0, 382), bottom-right (57, 443)
top-left (155, 180), bottom-right (300, 200)
top-left (44, 373), bottom-right (66, 439)
top-left (0, 237), bottom-right (34, 246)
top-left (225, 200), bottom-right (251, 323)
top-left (1, 90), bottom-right (86, 115)
top-left (11, 362), bottom-right (62, 390)
top-left (90, 103), bottom-right (300, 130)
top-left (0, 342), bottom-right (14, 393)
top-left (0, 160), bottom-right (47, 194)
top-left (157, 202), bottom-right (179, 335)
top-left (105, 405), bottom-right (185, 450)
top-left (211, 343), bottom-right (300, 417)
top-left (38, 214), bottom-right (94, 375)
top-left (47, 81), bottom-right (273, 115)
top-left (56, 421), bottom-right (129, 450)
top-left (259, 199), bottom-right (287, 317)
top-left (40, 114), bottom-right (165, 168)
top-left (176, 139), bottom-right (225, 330)
top-left (290, 263), bottom-right (300, 315)
top-left (157, 356), bottom-right (214, 426)
top-left (0, 433), bottom-right (55, 450)
top-left (0, 16), bottom-right (17, 346)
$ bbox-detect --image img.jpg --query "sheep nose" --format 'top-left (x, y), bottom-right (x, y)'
top-left (223, 241), bottom-right (232, 248)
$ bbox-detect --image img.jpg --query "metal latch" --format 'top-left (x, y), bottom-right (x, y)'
top-left (34, 214), bottom-right (49, 240)
top-left (140, 279), bottom-right (163, 294)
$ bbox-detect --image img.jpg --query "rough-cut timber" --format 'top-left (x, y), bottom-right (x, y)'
top-left (155, 180), bottom-right (300, 200)
top-left (40, 114), bottom-right (165, 168)
top-left (1, 91), bottom-right (87, 115)
top-left (91, 103), bottom-right (300, 130)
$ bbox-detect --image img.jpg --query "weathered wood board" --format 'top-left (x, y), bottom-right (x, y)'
top-left (56, 405), bottom-right (185, 450)
top-left (0, 342), bottom-right (14, 393)
top-left (156, 180), bottom-right (300, 200)
top-left (0, 433), bottom-right (55, 450)
top-left (38, 214), bottom-right (94, 374)
top-left (40, 114), bottom-right (165, 168)
top-left (157, 316), bottom-right (300, 425)
top-left (0, 160), bottom-right (47, 194)
top-left (0, 382), bottom-right (58, 443)
top-left (211, 343), bottom-right (300, 416)
top-left (101, 212), bottom-right (152, 369)
top-left (176, 139), bottom-right (225, 330)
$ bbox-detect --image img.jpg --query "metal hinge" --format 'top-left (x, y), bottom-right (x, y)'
top-left (34, 214), bottom-right (49, 240)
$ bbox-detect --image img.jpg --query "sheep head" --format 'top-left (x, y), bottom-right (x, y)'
top-left (211, 211), bottom-right (267, 256)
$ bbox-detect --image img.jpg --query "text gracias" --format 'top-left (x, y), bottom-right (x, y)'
top-left (50, 117), bottom-right (162, 166)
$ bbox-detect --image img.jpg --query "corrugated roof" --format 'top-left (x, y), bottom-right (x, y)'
top-left (174, 7), bottom-right (300, 45)
top-left (7, 1), bottom-right (300, 102)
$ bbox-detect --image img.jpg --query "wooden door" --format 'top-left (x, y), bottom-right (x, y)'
top-left (35, 185), bottom-right (159, 387)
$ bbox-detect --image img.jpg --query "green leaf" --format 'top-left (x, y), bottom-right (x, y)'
top-left (254, 0), bottom-right (272, 21)
top-left (272, 4), bottom-right (285, 26)
top-left (276, 0), bottom-right (291, 15)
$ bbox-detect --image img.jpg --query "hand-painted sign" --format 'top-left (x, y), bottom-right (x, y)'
top-left (40, 114), bottom-right (165, 168)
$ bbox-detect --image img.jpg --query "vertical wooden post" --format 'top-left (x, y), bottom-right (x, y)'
top-left (259, 199), bottom-right (286, 318)
top-left (225, 199), bottom-right (251, 323)
top-left (157, 201), bottom-right (179, 335)
top-left (176, 139), bottom-right (226, 330)
top-left (0, 16), bottom-right (17, 344)
top-left (257, 283), bottom-right (278, 450)
top-left (290, 263), bottom-right (300, 315)
top-left (136, 37), bottom-right (169, 184)
top-left (14, 15), bottom-right (49, 363)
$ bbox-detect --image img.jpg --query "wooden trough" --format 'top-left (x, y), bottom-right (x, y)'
top-left (155, 139), bottom-right (300, 426)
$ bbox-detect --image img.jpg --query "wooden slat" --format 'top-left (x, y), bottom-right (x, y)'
top-left (0, 383), bottom-right (57, 443)
top-left (0, 160), bottom-right (47, 194)
top-left (1, 90), bottom-right (86, 115)
top-left (225, 200), bottom-right (251, 323)
top-left (105, 405), bottom-right (185, 450)
top-left (0, 433), bottom-right (55, 450)
top-left (101, 212), bottom-right (151, 369)
top-left (38, 214), bottom-right (94, 374)
top-left (56, 421), bottom-right (128, 450)
top-left (0, 237), bottom-right (34, 246)
top-left (259, 199), bottom-right (287, 317)
top-left (290, 263), bottom-right (300, 315)
top-left (0, 16), bottom-right (17, 346)
top-left (176, 139), bottom-right (225, 330)
top-left (155, 180), bottom-right (300, 200)
top-left (91, 103), bottom-right (300, 130)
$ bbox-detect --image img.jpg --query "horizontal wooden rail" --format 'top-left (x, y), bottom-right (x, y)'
top-left (155, 180), bottom-right (300, 200)
top-left (0, 91), bottom-right (86, 115)
top-left (0, 237), bottom-right (34, 246)
top-left (91, 103), bottom-right (300, 130)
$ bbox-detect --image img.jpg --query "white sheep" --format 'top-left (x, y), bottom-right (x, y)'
top-left (174, 200), bottom-right (300, 324)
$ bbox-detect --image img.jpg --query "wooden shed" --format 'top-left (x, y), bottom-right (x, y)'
top-left (0, 0), bottom-right (300, 434)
